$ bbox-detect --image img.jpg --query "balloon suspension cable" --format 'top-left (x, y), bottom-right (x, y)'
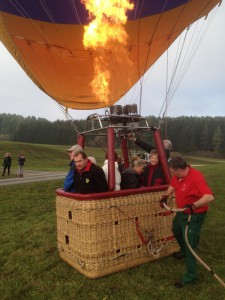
top-left (58, 104), bottom-right (107, 153)
top-left (137, 3), bottom-right (168, 116)
top-left (157, 7), bottom-right (219, 132)
top-left (163, 202), bottom-right (225, 288)
top-left (157, 116), bottom-right (164, 130)
top-left (59, 105), bottom-right (80, 134)
top-left (157, 26), bottom-right (190, 126)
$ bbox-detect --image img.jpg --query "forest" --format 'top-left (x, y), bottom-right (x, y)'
top-left (0, 113), bottom-right (225, 156)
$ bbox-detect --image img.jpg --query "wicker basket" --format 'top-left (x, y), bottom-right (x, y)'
top-left (56, 186), bottom-right (178, 278)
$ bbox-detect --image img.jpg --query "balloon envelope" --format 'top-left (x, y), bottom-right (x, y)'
top-left (0, 0), bottom-right (220, 109)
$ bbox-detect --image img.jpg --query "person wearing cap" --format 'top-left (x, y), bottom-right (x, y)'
top-left (128, 134), bottom-right (172, 160)
top-left (64, 144), bottom-right (83, 192)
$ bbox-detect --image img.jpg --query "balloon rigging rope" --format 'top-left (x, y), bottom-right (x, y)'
top-left (168, 13), bottom-right (216, 107)
top-left (158, 27), bottom-right (190, 120)
top-left (120, 0), bottom-right (144, 109)
top-left (157, 3), bottom-right (220, 122)
top-left (59, 104), bottom-right (107, 152)
top-left (8, 0), bottom-right (28, 19)
top-left (169, 5), bottom-right (219, 100)
top-left (9, 0), bottom-right (52, 45)
top-left (10, 0), bottom-right (88, 109)
top-left (147, 2), bottom-right (188, 121)
top-left (38, 0), bottom-right (72, 53)
top-left (69, 0), bottom-right (82, 25)
top-left (10, 1), bottom-right (82, 51)
top-left (39, 0), bottom-right (55, 23)
top-left (137, 0), bottom-right (170, 115)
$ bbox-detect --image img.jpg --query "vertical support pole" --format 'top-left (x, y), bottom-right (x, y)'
top-left (108, 127), bottom-right (115, 191)
top-left (121, 137), bottom-right (129, 169)
top-left (153, 128), bottom-right (171, 183)
top-left (77, 134), bottom-right (85, 149)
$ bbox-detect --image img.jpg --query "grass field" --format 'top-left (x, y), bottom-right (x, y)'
top-left (0, 143), bottom-right (225, 299)
top-left (0, 141), bottom-right (106, 173)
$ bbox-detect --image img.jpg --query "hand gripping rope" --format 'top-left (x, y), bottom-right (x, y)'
top-left (163, 202), bottom-right (225, 289)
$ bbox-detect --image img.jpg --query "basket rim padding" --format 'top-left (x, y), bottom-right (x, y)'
top-left (56, 184), bottom-right (169, 201)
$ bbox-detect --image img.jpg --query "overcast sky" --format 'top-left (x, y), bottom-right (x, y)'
top-left (0, 3), bottom-right (225, 122)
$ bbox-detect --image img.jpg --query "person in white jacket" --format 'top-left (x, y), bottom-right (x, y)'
top-left (102, 152), bottom-right (121, 191)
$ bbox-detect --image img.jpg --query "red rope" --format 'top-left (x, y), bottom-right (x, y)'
top-left (135, 220), bottom-right (174, 245)
top-left (157, 211), bottom-right (173, 217)
top-left (160, 235), bottom-right (174, 243)
top-left (135, 219), bottom-right (149, 245)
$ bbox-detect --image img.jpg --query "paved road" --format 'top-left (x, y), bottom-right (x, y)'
top-left (0, 170), bottom-right (67, 186)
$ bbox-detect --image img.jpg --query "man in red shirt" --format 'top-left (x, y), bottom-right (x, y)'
top-left (160, 157), bottom-right (214, 288)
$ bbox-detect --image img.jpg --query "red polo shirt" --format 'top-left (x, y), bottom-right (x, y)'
top-left (170, 166), bottom-right (213, 213)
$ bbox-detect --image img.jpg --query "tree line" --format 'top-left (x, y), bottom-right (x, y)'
top-left (1, 113), bottom-right (225, 156)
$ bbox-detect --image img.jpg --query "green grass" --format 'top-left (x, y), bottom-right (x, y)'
top-left (0, 141), bottom-right (106, 173)
top-left (0, 156), bottom-right (225, 299)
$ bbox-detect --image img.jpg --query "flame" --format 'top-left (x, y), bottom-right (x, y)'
top-left (82, 0), bottom-right (134, 104)
top-left (92, 57), bottom-right (111, 102)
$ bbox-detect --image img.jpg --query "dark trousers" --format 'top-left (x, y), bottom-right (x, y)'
top-left (2, 165), bottom-right (10, 175)
top-left (18, 165), bottom-right (24, 177)
top-left (172, 212), bottom-right (207, 282)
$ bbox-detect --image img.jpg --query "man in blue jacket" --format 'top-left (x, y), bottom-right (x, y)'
top-left (64, 144), bottom-right (83, 192)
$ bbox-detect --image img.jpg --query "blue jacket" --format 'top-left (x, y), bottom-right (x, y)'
top-left (64, 160), bottom-right (76, 192)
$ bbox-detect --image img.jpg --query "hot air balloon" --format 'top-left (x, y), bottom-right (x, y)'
top-left (0, 1), bottom-right (221, 278)
top-left (0, 0), bottom-right (221, 110)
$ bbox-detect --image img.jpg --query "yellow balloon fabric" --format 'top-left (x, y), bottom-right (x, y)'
top-left (0, 0), bottom-right (220, 110)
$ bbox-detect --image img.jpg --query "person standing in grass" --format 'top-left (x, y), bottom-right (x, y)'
top-left (18, 153), bottom-right (26, 177)
top-left (2, 153), bottom-right (12, 176)
top-left (64, 144), bottom-right (83, 192)
top-left (160, 157), bottom-right (214, 288)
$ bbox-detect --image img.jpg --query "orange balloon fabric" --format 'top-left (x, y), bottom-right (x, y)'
top-left (0, 0), bottom-right (220, 110)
